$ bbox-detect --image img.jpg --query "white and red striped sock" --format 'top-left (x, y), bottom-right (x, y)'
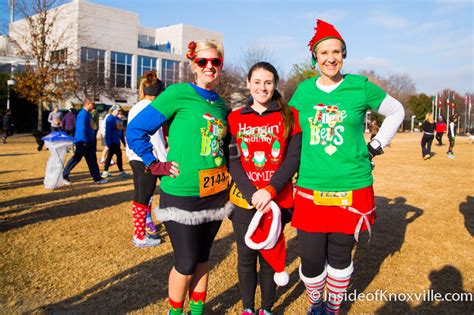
top-left (299, 264), bottom-right (327, 309)
top-left (326, 262), bottom-right (353, 314)
top-left (132, 201), bottom-right (147, 240)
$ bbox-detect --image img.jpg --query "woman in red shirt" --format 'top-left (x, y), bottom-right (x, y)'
top-left (227, 62), bottom-right (301, 315)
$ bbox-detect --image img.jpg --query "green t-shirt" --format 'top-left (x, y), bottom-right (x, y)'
top-left (150, 83), bottom-right (229, 196)
top-left (289, 74), bottom-right (386, 191)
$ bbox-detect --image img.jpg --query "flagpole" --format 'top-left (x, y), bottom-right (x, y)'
top-left (9, 0), bottom-right (15, 34)
top-left (436, 94), bottom-right (438, 118)
top-left (469, 94), bottom-right (472, 132)
top-left (465, 94), bottom-right (468, 134)
top-left (446, 92), bottom-right (450, 131)
top-left (452, 94), bottom-right (455, 116)
top-left (432, 95), bottom-right (435, 117)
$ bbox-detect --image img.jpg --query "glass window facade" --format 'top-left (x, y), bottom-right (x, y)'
top-left (80, 47), bottom-right (105, 84)
top-left (138, 34), bottom-right (172, 53)
top-left (110, 51), bottom-right (132, 88)
top-left (51, 48), bottom-right (68, 64)
top-left (181, 61), bottom-right (191, 82)
top-left (162, 59), bottom-right (180, 87)
top-left (137, 55), bottom-right (157, 82)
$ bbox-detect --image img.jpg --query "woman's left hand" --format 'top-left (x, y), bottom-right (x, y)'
top-left (252, 189), bottom-right (272, 213)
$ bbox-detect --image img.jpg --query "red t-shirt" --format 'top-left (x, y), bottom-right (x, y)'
top-left (228, 106), bottom-right (301, 208)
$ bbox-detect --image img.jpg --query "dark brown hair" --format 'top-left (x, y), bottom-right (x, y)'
top-left (247, 62), bottom-right (294, 139)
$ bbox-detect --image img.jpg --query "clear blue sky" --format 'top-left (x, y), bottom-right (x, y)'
top-left (2, 0), bottom-right (473, 95)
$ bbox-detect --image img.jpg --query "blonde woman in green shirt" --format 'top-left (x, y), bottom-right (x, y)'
top-left (127, 39), bottom-right (230, 315)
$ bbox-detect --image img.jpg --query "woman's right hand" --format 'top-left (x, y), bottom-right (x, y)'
top-left (251, 189), bottom-right (272, 213)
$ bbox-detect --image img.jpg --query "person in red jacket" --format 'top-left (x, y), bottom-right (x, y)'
top-left (228, 62), bottom-right (301, 315)
top-left (435, 116), bottom-right (447, 146)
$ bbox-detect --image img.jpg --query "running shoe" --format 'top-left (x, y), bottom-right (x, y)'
top-left (120, 171), bottom-right (131, 178)
top-left (132, 236), bottom-right (162, 248)
top-left (145, 221), bottom-right (159, 238)
top-left (94, 178), bottom-right (108, 184)
top-left (307, 304), bottom-right (325, 315)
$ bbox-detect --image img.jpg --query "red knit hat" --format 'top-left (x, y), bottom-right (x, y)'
top-left (245, 202), bottom-right (289, 286)
top-left (308, 19), bottom-right (346, 65)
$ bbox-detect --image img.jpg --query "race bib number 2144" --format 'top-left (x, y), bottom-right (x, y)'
top-left (199, 166), bottom-right (228, 197)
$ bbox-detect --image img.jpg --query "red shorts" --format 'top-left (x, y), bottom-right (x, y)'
top-left (291, 185), bottom-right (376, 235)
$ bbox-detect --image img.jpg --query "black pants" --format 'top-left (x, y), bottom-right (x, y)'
top-left (104, 142), bottom-right (123, 172)
top-left (435, 132), bottom-right (444, 145)
top-left (130, 160), bottom-right (158, 205)
top-left (164, 220), bottom-right (222, 275)
top-left (232, 221), bottom-right (279, 311)
top-left (63, 141), bottom-right (101, 181)
top-left (298, 230), bottom-right (355, 278)
top-left (421, 134), bottom-right (434, 157)
top-left (448, 136), bottom-right (455, 154)
top-left (2, 128), bottom-right (13, 141)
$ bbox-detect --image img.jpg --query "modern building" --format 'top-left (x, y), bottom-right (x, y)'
top-left (8, 0), bottom-right (224, 108)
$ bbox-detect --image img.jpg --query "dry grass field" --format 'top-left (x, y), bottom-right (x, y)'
top-left (0, 133), bottom-right (473, 314)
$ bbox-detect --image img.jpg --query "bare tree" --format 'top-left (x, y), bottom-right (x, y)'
top-left (359, 70), bottom-right (416, 105)
top-left (240, 44), bottom-right (276, 74)
top-left (71, 59), bottom-right (122, 103)
top-left (215, 64), bottom-right (246, 109)
top-left (359, 70), bottom-right (417, 130)
top-left (9, 0), bottom-right (75, 131)
top-left (280, 60), bottom-right (318, 101)
top-left (385, 73), bottom-right (416, 105)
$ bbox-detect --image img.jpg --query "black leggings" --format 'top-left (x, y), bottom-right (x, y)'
top-left (104, 142), bottom-right (123, 171)
top-left (232, 221), bottom-right (279, 311)
top-left (298, 230), bottom-right (355, 278)
top-left (435, 132), bottom-right (444, 145)
top-left (164, 220), bottom-right (222, 275)
top-left (421, 134), bottom-right (434, 157)
top-left (448, 137), bottom-right (455, 154)
top-left (130, 160), bottom-right (158, 205)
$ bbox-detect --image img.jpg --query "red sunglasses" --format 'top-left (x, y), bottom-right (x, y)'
top-left (194, 57), bottom-right (223, 68)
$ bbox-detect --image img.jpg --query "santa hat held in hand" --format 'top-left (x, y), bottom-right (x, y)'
top-left (308, 19), bottom-right (347, 65)
top-left (245, 201), bottom-right (289, 286)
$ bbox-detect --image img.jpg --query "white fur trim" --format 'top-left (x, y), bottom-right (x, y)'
top-left (154, 201), bottom-right (233, 225)
top-left (299, 264), bottom-right (327, 284)
top-left (244, 201), bottom-right (281, 250)
top-left (327, 261), bottom-right (354, 279)
top-left (274, 271), bottom-right (289, 286)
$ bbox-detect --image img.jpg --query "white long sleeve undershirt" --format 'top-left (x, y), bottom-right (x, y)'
top-left (372, 94), bottom-right (405, 148)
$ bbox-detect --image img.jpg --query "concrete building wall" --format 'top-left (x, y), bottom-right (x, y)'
top-left (8, 0), bottom-right (224, 107)
top-left (77, 1), bottom-right (139, 54)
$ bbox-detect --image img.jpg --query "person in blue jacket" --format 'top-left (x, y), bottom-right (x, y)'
top-left (63, 99), bottom-right (108, 185)
top-left (101, 104), bottom-right (130, 178)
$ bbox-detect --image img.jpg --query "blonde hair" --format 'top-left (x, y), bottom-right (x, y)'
top-left (425, 112), bottom-right (434, 124)
top-left (138, 71), bottom-right (158, 100)
top-left (186, 39), bottom-right (224, 61)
